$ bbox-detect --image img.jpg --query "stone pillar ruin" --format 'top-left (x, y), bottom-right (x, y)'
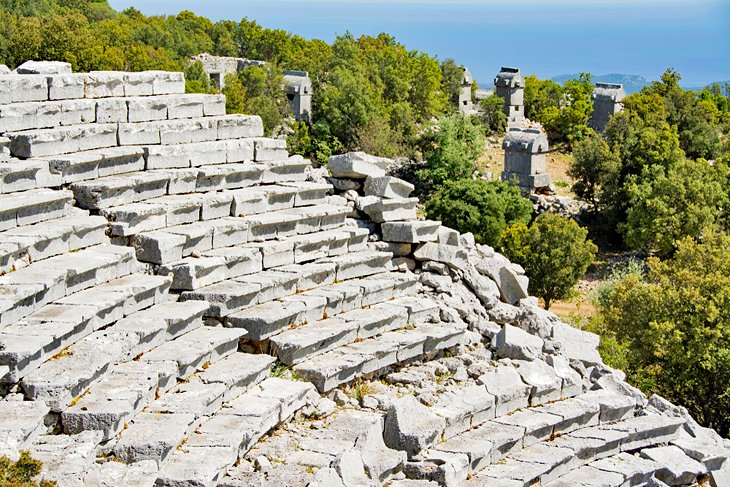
top-left (501, 127), bottom-right (551, 191)
top-left (590, 82), bottom-right (626, 132)
top-left (190, 53), bottom-right (265, 89)
top-left (458, 67), bottom-right (475, 114)
top-left (494, 67), bottom-right (525, 126)
top-left (283, 70), bottom-right (313, 123)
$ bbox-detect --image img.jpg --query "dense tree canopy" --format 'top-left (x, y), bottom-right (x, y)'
top-left (569, 69), bottom-right (730, 253)
top-left (594, 232), bottom-right (730, 437)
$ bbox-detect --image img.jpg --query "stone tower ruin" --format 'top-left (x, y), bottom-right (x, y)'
top-left (458, 67), bottom-right (475, 114)
top-left (191, 53), bottom-right (265, 90)
top-left (502, 127), bottom-right (551, 191)
top-left (494, 66), bottom-right (525, 126)
top-left (590, 82), bottom-right (627, 132)
top-left (283, 70), bottom-right (313, 123)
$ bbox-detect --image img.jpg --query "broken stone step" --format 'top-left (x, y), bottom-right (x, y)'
top-left (252, 138), bottom-right (289, 162)
top-left (61, 360), bottom-right (162, 441)
top-left (155, 378), bottom-right (317, 487)
top-left (19, 299), bottom-right (197, 413)
top-left (7, 123), bottom-right (119, 158)
top-left (117, 115), bottom-right (263, 146)
top-left (382, 220), bottom-right (441, 244)
top-left (195, 163), bottom-right (267, 191)
top-left (0, 274), bottom-right (171, 383)
top-left (320, 250), bottom-right (395, 281)
top-left (101, 194), bottom-right (239, 238)
top-left (293, 321), bottom-right (470, 392)
top-left (158, 256), bottom-right (228, 291)
top-left (356, 196), bottom-right (419, 223)
top-left (225, 299), bottom-right (312, 341)
top-left (83, 459), bottom-right (159, 487)
top-left (30, 431), bottom-right (103, 487)
top-left (286, 204), bottom-right (351, 235)
top-left (0, 210), bottom-right (107, 273)
top-left (140, 326), bottom-right (246, 380)
top-left (601, 414), bottom-right (685, 452)
top-left (0, 158), bottom-right (62, 193)
top-left (198, 352), bottom-right (275, 402)
top-left (71, 171), bottom-right (171, 210)
top-left (41, 146), bottom-right (145, 184)
top-left (0, 244), bottom-right (138, 328)
top-left (281, 181), bottom-right (332, 207)
top-left (270, 317), bottom-right (358, 366)
top-left (0, 188), bottom-right (73, 232)
top-left (364, 175), bottom-right (414, 199)
top-left (328, 151), bottom-right (388, 179)
top-left (569, 451), bottom-right (663, 487)
top-left (237, 407), bottom-right (405, 487)
top-left (261, 157), bottom-right (311, 183)
top-left (113, 411), bottom-right (199, 467)
top-left (0, 400), bottom-right (50, 461)
top-left (144, 138), bottom-right (253, 170)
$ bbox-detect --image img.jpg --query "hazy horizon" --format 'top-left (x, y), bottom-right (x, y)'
top-left (108, 0), bottom-right (730, 88)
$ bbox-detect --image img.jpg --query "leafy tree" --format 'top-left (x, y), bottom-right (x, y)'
top-left (620, 158), bottom-right (730, 255)
top-left (184, 59), bottom-right (211, 93)
top-left (417, 113), bottom-right (485, 187)
top-left (0, 451), bottom-right (56, 487)
top-left (501, 213), bottom-right (597, 309)
top-left (523, 74), bottom-right (593, 144)
top-left (568, 130), bottom-right (620, 210)
top-left (594, 231), bottom-right (730, 436)
top-left (479, 95), bottom-right (507, 135)
top-left (425, 178), bottom-right (532, 247)
top-left (440, 58), bottom-right (463, 109)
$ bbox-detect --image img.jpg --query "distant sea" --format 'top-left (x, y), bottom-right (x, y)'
top-left (109, 0), bottom-right (730, 89)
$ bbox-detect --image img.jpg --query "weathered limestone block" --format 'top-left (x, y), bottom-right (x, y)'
top-left (217, 114), bottom-right (264, 139)
top-left (0, 188), bottom-right (72, 231)
top-left (364, 176), bottom-right (414, 199)
top-left (84, 460), bottom-right (159, 487)
top-left (15, 61), bottom-right (71, 74)
top-left (356, 196), bottom-right (418, 223)
top-left (253, 137), bottom-right (288, 161)
top-left (476, 252), bottom-right (529, 305)
top-left (413, 242), bottom-right (468, 270)
top-left (384, 395), bottom-right (446, 458)
top-left (142, 326), bottom-right (245, 380)
top-left (0, 159), bottom-right (62, 193)
top-left (0, 75), bottom-right (49, 104)
top-left (328, 152), bottom-right (387, 179)
top-left (382, 221), bottom-right (441, 243)
top-left (534, 395), bottom-right (600, 435)
top-left (0, 64), bottom-right (10, 75)
top-left (46, 146), bottom-right (145, 184)
top-left (477, 365), bottom-right (531, 416)
top-left (114, 412), bottom-right (197, 465)
top-left (513, 359), bottom-right (563, 405)
top-left (495, 324), bottom-right (544, 361)
top-left (551, 321), bottom-right (602, 366)
top-left (30, 431), bottom-right (102, 487)
top-left (641, 445), bottom-right (708, 484)
top-left (48, 74), bottom-right (86, 100)
top-left (0, 400), bottom-right (50, 460)
top-left (71, 172), bottom-right (170, 209)
top-left (85, 71), bottom-right (126, 98)
top-left (9, 123), bottom-right (118, 158)
top-left (159, 256), bottom-right (227, 290)
top-left (96, 97), bottom-right (128, 123)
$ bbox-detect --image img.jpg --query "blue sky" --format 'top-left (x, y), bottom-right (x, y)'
top-left (108, 0), bottom-right (730, 88)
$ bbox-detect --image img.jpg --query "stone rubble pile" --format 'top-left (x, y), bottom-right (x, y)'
top-left (0, 63), bottom-right (728, 487)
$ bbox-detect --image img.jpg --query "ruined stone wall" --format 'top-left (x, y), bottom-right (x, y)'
top-left (0, 62), bottom-right (727, 487)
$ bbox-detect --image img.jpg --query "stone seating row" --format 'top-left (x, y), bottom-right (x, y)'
top-left (0, 208), bottom-right (107, 274)
top-left (0, 243), bottom-right (138, 328)
top-left (0, 93), bottom-right (226, 133)
top-left (0, 273), bottom-right (172, 384)
top-left (0, 70), bottom-right (185, 105)
top-left (6, 114), bottom-right (265, 158)
top-left (69, 154), bottom-right (302, 211)
top-left (101, 181), bottom-right (332, 238)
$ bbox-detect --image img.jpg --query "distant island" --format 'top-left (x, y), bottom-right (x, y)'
top-left (552, 73), bottom-right (730, 93)
top-left (551, 73), bottom-right (650, 93)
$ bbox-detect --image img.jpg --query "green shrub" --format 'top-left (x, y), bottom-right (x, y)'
top-left (501, 213), bottom-right (597, 309)
top-left (424, 178), bottom-right (532, 247)
top-left (0, 451), bottom-right (56, 487)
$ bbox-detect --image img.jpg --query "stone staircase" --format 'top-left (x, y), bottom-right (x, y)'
top-left (0, 64), bottom-right (728, 487)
